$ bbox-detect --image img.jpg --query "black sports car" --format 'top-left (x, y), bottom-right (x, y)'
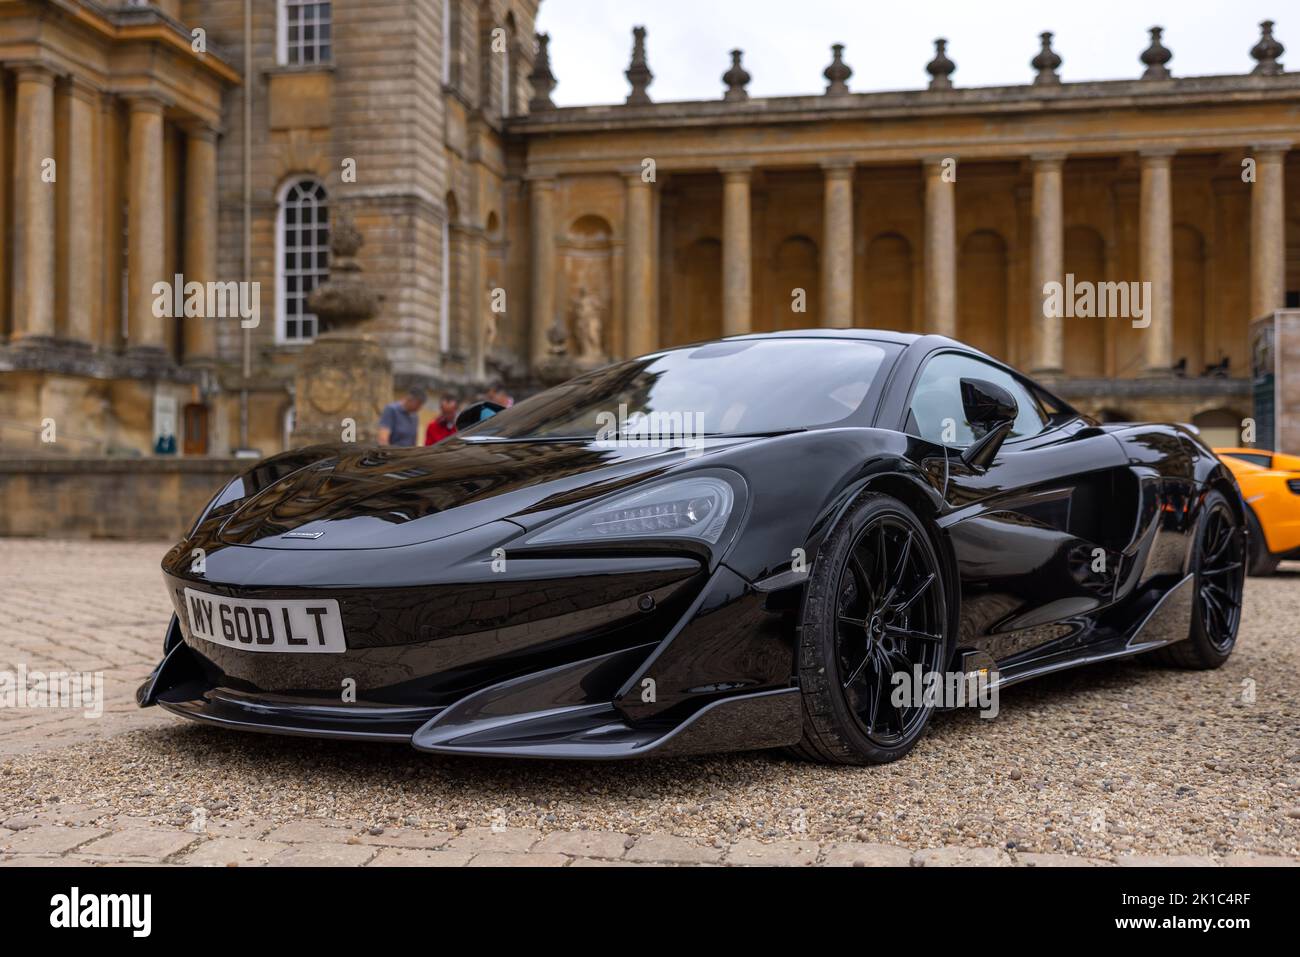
top-left (139, 331), bottom-right (1246, 764)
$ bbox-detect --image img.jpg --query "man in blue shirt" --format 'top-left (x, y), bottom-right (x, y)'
top-left (377, 388), bottom-right (426, 447)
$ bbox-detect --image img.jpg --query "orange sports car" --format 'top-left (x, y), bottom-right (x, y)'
top-left (1214, 448), bottom-right (1300, 575)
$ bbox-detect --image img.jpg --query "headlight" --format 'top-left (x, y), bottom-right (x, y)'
top-left (527, 476), bottom-right (737, 545)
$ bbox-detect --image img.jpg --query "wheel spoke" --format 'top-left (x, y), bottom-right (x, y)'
top-left (879, 531), bottom-right (913, 608)
top-left (848, 550), bottom-right (876, 608)
top-left (1202, 562), bottom-right (1241, 578)
top-left (1201, 588), bottom-right (1229, 635)
top-left (1206, 524), bottom-right (1234, 563)
top-left (886, 624), bottom-right (943, 644)
top-left (838, 614), bottom-right (868, 630)
top-left (841, 648), bottom-right (872, 689)
top-left (866, 648), bottom-right (889, 731)
top-left (891, 572), bottom-right (936, 616)
top-left (1204, 580), bottom-right (1235, 602)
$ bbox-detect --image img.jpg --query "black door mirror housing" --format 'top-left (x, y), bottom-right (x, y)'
top-left (455, 400), bottom-right (505, 433)
top-left (958, 378), bottom-right (1018, 470)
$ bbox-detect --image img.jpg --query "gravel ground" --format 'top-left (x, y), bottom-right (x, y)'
top-left (0, 541), bottom-right (1297, 861)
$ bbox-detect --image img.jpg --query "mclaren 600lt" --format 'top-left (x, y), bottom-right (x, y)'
top-left (140, 331), bottom-right (1245, 764)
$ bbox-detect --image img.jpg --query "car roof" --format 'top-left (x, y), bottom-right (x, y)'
top-left (726, 328), bottom-right (924, 346)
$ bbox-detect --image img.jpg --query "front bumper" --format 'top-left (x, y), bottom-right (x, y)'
top-left (138, 559), bottom-right (803, 759)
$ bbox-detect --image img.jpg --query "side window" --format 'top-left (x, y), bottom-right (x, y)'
top-left (907, 353), bottom-right (1047, 447)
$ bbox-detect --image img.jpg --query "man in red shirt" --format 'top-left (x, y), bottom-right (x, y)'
top-left (424, 392), bottom-right (460, 445)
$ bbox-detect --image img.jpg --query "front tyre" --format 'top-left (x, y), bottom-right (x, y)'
top-left (793, 493), bottom-right (950, 765)
top-left (1154, 489), bottom-right (1245, 669)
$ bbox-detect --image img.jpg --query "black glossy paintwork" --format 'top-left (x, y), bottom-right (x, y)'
top-left (139, 330), bottom-right (1234, 758)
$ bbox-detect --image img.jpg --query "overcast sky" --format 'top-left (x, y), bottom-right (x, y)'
top-left (534, 1), bottom-right (1287, 105)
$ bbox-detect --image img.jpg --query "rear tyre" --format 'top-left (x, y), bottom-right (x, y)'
top-left (1244, 507), bottom-right (1280, 577)
top-left (1153, 489), bottom-right (1245, 669)
top-left (792, 493), bottom-right (950, 765)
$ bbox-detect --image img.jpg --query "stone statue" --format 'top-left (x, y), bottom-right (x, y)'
top-left (573, 286), bottom-right (605, 362)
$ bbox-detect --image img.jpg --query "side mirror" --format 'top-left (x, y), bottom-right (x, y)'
top-left (455, 400), bottom-right (505, 433)
top-left (958, 378), bottom-right (1017, 470)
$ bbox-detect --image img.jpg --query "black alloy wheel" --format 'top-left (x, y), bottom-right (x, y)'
top-left (1196, 500), bottom-right (1245, 652)
top-left (794, 493), bottom-right (951, 765)
top-left (835, 515), bottom-right (946, 746)
top-left (1154, 489), bottom-right (1245, 669)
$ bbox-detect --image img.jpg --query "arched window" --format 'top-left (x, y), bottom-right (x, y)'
top-left (277, 178), bottom-right (329, 343)
top-left (279, 1), bottom-right (333, 67)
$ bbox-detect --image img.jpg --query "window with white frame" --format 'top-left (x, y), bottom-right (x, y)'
top-left (279, 0), bottom-right (332, 66)
top-left (277, 179), bottom-right (329, 343)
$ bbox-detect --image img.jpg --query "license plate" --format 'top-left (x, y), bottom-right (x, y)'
top-left (182, 588), bottom-right (347, 654)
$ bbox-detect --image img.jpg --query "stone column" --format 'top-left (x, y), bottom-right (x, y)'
top-left (821, 161), bottom-right (854, 328)
top-left (528, 176), bottom-right (557, 365)
top-left (722, 166), bottom-right (753, 336)
top-left (1250, 143), bottom-right (1289, 321)
top-left (11, 65), bottom-right (57, 345)
top-left (126, 95), bottom-right (168, 356)
top-left (1139, 149), bottom-right (1174, 375)
top-left (0, 68), bottom-right (8, 338)
top-left (1030, 153), bottom-right (1065, 374)
top-left (922, 157), bottom-right (956, 336)
top-left (183, 123), bottom-right (219, 364)
top-left (624, 173), bottom-right (656, 357)
top-left (64, 77), bottom-right (100, 346)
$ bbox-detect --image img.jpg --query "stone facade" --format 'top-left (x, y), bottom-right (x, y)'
top-left (0, 0), bottom-right (538, 457)
top-left (0, 4), bottom-right (1297, 461)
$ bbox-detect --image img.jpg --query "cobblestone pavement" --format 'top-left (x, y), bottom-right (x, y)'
top-left (1, 540), bottom-right (1297, 867)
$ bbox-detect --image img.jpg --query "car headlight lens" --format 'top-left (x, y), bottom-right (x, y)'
top-left (528, 476), bottom-right (736, 545)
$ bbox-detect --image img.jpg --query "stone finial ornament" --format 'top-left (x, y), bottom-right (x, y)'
top-left (1251, 20), bottom-right (1285, 75)
top-left (723, 49), bottom-right (751, 102)
top-left (528, 32), bottom-right (557, 111)
top-left (625, 26), bottom-right (653, 105)
top-left (1032, 31), bottom-right (1062, 85)
top-left (926, 38), bottom-right (956, 90)
top-left (824, 43), bottom-right (852, 95)
top-left (1140, 26), bottom-right (1173, 79)
top-left (305, 212), bottom-right (383, 335)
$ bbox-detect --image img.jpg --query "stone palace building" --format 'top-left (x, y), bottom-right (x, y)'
top-left (0, 0), bottom-right (1298, 458)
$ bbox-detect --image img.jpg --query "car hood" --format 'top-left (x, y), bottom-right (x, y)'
top-left (216, 436), bottom-right (751, 549)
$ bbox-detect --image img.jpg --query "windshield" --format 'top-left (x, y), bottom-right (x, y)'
top-left (465, 338), bottom-right (895, 440)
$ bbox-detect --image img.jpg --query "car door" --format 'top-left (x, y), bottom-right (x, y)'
top-left (905, 351), bottom-right (1137, 667)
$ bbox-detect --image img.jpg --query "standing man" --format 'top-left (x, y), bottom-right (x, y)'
top-left (424, 392), bottom-right (461, 445)
top-left (377, 388), bottom-right (425, 447)
top-left (485, 381), bottom-right (514, 408)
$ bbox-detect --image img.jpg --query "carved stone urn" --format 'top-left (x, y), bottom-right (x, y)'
top-left (292, 212), bottom-right (393, 447)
